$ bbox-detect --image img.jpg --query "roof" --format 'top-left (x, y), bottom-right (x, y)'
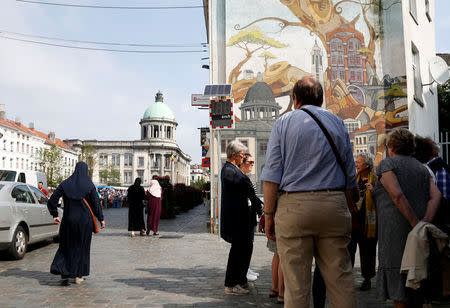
top-left (143, 92), bottom-right (175, 120)
top-left (242, 81), bottom-right (280, 107)
top-left (0, 118), bottom-right (72, 151)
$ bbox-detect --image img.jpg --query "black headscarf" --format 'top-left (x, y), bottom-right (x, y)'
top-left (128, 177), bottom-right (142, 194)
top-left (60, 161), bottom-right (96, 200)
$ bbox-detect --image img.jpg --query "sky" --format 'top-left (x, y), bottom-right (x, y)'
top-left (1, 0), bottom-right (450, 165)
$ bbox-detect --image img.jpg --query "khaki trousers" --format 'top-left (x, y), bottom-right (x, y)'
top-left (275, 191), bottom-right (356, 308)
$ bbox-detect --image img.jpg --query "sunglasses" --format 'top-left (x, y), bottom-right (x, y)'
top-left (246, 161), bottom-right (255, 165)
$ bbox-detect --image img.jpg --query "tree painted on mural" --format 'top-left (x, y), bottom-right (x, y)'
top-left (259, 51), bottom-right (278, 72)
top-left (227, 27), bottom-right (287, 84)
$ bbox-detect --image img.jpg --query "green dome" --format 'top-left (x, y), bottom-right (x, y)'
top-left (143, 91), bottom-right (175, 120)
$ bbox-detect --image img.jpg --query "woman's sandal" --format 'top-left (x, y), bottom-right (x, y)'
top-left (277, 295), bottom-right (284, 304)
top-left (269, 289), bottom-right (278, 298)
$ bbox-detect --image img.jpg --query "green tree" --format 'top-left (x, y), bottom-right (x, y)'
top-left (37, 144), bottom-right (64, 188)
top-left (227, 27), bottom-right (287, 83)
top-left (99, 165), bottom-right (121, 186)
top-left (79, 144), bottom-right (96, 179)
top-left (259, 51), bottom-right (277, 72)
top-left (438, 80), bottom-right (450, 134)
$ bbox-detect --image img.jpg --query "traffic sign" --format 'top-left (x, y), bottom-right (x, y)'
top-left (191, 94), bottom-right (210, 106)
top-left (209, 98), bottom-right (234, 129)
top-left (202, 158), bottom-right (211, 168)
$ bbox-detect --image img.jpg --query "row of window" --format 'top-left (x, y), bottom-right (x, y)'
top-left (99, 153), bottom-right (173, 169)
top-left (355, 136), bottom-right (367, 145)
top-left (142, 125), bottom-right (173, 139)
top-left (410, 0), bottom-right (432, 24)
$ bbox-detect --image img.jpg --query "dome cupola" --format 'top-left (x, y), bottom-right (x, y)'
top-left (143, 91), bottom-right (175, 121)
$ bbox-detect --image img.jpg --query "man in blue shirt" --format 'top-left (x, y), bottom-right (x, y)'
top-left (261, 77), bottom-right (357, 308)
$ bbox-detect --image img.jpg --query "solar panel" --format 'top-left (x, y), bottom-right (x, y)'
top-left (203, 84), bottom-right (232, 96)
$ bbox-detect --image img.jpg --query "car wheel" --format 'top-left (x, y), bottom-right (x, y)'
top-left (9, 226), bottom-right (28, 260)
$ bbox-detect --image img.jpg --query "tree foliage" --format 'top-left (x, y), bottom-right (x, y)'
top-left (99, 165), bottom-right (121, 187)
top-left (79, 144), bottom-right (96, 179)
top-left (37, 144), bottom-right (64, 188)
top-left (438, 80), bottom-right (450, 134)
top-left (190, 178), bottom-right (210, 191)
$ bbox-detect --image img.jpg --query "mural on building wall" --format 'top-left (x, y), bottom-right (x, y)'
top-left (226, 0), bottom-right (407, 165)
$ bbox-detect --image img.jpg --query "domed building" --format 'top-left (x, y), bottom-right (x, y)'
top-left (217, 78), bottom-right (281, 193)
top-left (66, 91), bottom-right (191, 187)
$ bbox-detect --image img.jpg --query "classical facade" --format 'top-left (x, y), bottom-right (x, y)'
top-left (67, 92), bottom-right (191, 187)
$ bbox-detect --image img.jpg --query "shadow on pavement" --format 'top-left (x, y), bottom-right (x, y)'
top-left (0, 268), bottom-right (64, 286)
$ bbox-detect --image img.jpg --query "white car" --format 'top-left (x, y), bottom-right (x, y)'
top-left (0, 181), bottom-right (62, 259)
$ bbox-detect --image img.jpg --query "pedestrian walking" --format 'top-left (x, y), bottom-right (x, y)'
top-left (221, 140), bottom-right (255, 295)
top-left (47, 161), bottom-right (105, 285)
top-left (373, 128), bottom-right (441, 308)
top-left (238, 153), bottom-right (263, 282)
top-left (146, 175), bottom-right (162, 236)
top-left (261, 77), bottom-right (357, 308)
top-left (348, 153), bottom-right (377, 291)
top-left (127, 178), bottom-right (146, 238)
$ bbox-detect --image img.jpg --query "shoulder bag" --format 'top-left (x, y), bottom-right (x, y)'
top-left (82, 198), bottom-right (100, 233)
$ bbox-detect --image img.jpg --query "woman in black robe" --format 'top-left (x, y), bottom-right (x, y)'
top-left (127, 177), bottom-right (146, 237)
top-left (47, 162), bottom-right (105, 284)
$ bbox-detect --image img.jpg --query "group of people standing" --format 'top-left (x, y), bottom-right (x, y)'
top-left (221, 77), bottom-right (449, 308)
top-left (127, 176), bottom-right (163, 237)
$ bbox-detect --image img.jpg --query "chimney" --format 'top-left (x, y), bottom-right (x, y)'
top-left (0, 104), bottom-right (5, 121)
top-left (28, 122), bottom-right (34, 130)
top-left (15, 117), bottom-right (21, 125)
top-left (48, 131), bottom-right (56, 142)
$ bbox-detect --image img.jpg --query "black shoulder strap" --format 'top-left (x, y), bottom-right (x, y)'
top-left (428, 157), bottom-right (450, 174)
top-left (300, 108), bottom-right (347, 186)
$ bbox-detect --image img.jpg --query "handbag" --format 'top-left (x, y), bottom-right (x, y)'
top-left (82, 198), bottom-right (100, 233)
top-left (300, 108), bottom-right (360, 228)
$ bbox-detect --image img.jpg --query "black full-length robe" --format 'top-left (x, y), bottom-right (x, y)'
top-left (47, 162), bottom-right (103, 278)
top-left (127, 178), bottom-right (146, 231)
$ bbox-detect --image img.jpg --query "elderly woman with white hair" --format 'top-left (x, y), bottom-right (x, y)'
top-left (347, 153), bottom-right (378, 291)
top-left (221, 140), bottom-right (255, 295)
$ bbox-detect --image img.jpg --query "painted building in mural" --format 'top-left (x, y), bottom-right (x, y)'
top-left (204, 0), bottom-right (439, 224)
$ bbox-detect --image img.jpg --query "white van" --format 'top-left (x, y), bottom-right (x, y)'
top-left (0, 170), bottom-right (47, 189)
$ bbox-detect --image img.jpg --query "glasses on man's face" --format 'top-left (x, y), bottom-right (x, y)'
top-left (247, 161), bottom-right (255, 165)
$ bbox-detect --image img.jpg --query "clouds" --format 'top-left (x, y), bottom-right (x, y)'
top-left (0, 1), bottom-right (209, 164)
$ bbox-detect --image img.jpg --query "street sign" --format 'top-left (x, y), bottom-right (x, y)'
top-left (200, 127), bottom-right (210, 146)
top-left (202, 157), bottom-right (210, 168)
top-left (202, 146), bottom-right (209, 157)
top-left (191, 94), bottom-right (210, 107)
top-left (210, 98), bottom-right (234, 129)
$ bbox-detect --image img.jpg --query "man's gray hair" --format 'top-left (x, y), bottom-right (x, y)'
top-left (357, 153), bottom-right (374, 171)
top-left (226, 140), bottom-right (248, 159)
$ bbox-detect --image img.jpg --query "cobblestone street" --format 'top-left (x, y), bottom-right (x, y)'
top-left (0, 204), bottom-right (448, 308)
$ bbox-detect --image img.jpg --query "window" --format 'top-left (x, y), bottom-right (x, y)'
top-left (137, 170), bottom-right (144, 179)
top-left (111, 154), bottom-right (120, 166)
top-left (21, 143), bottom-right (24, 152)
top-left (153, 126), bottom-right (159, 138)
top-left (124, 171), bottom-right (133, 184)
top-left (240, 139), bottom-right (248, 148)
top-left (17, 142), bottom-right (19, 152)
top-left (165, 156), bottom-right (170, 168)
top-left (99, 154), bottom-right (108, 166)
top-left (29, 186), bottom-right (48, 205)
top-left (11, 185), bottom-right (34, 203)
top-left (425, 0), bottom-right (431, 21)
top-left (152, 155), bottom-right (159, 168)
top-left (10, 142), bottom-right (13, 152)
top-left (259, 141), bottom-right (268, 155)
top-left (143, 126), bottom-right (147, 139)
top-left (412, 43), bottom-right (423, 106)
top-left (409, 0), bottom-right (417, 23)
top-left (124, 153), bottom-right (133, 167)
top-left (2, 157), bottom-right (5, 168)
top-left (26, 144), bottom-right (29, 153)
top-left (138, 157), bottom-right (145, 167)
top-left (166, 127), bottom-right (171, 139)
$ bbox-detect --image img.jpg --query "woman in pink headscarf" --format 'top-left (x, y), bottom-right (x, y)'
top-left (146, 175), bottom-right (162, 236)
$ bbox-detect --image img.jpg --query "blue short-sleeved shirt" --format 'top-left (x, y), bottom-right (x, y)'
top-left (260, 105), bottom-right (357, 191)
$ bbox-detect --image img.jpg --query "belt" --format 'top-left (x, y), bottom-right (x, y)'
top-left (279, 188), bottom-right (344, 195)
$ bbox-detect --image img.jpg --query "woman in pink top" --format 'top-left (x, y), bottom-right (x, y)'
top-left (146, 175), bottom-right (162, 236)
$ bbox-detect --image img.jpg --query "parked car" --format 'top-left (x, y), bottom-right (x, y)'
top-left (0, 169), bottom-right (47, 190)
top-left (0, 181), bottom-right (62, 259)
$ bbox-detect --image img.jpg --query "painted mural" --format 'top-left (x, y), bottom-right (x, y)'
top-left (225, 0), bottom-right (407, 165)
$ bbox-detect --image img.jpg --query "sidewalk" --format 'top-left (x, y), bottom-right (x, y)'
top-left (0, 203), bottom-right (448, 307)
